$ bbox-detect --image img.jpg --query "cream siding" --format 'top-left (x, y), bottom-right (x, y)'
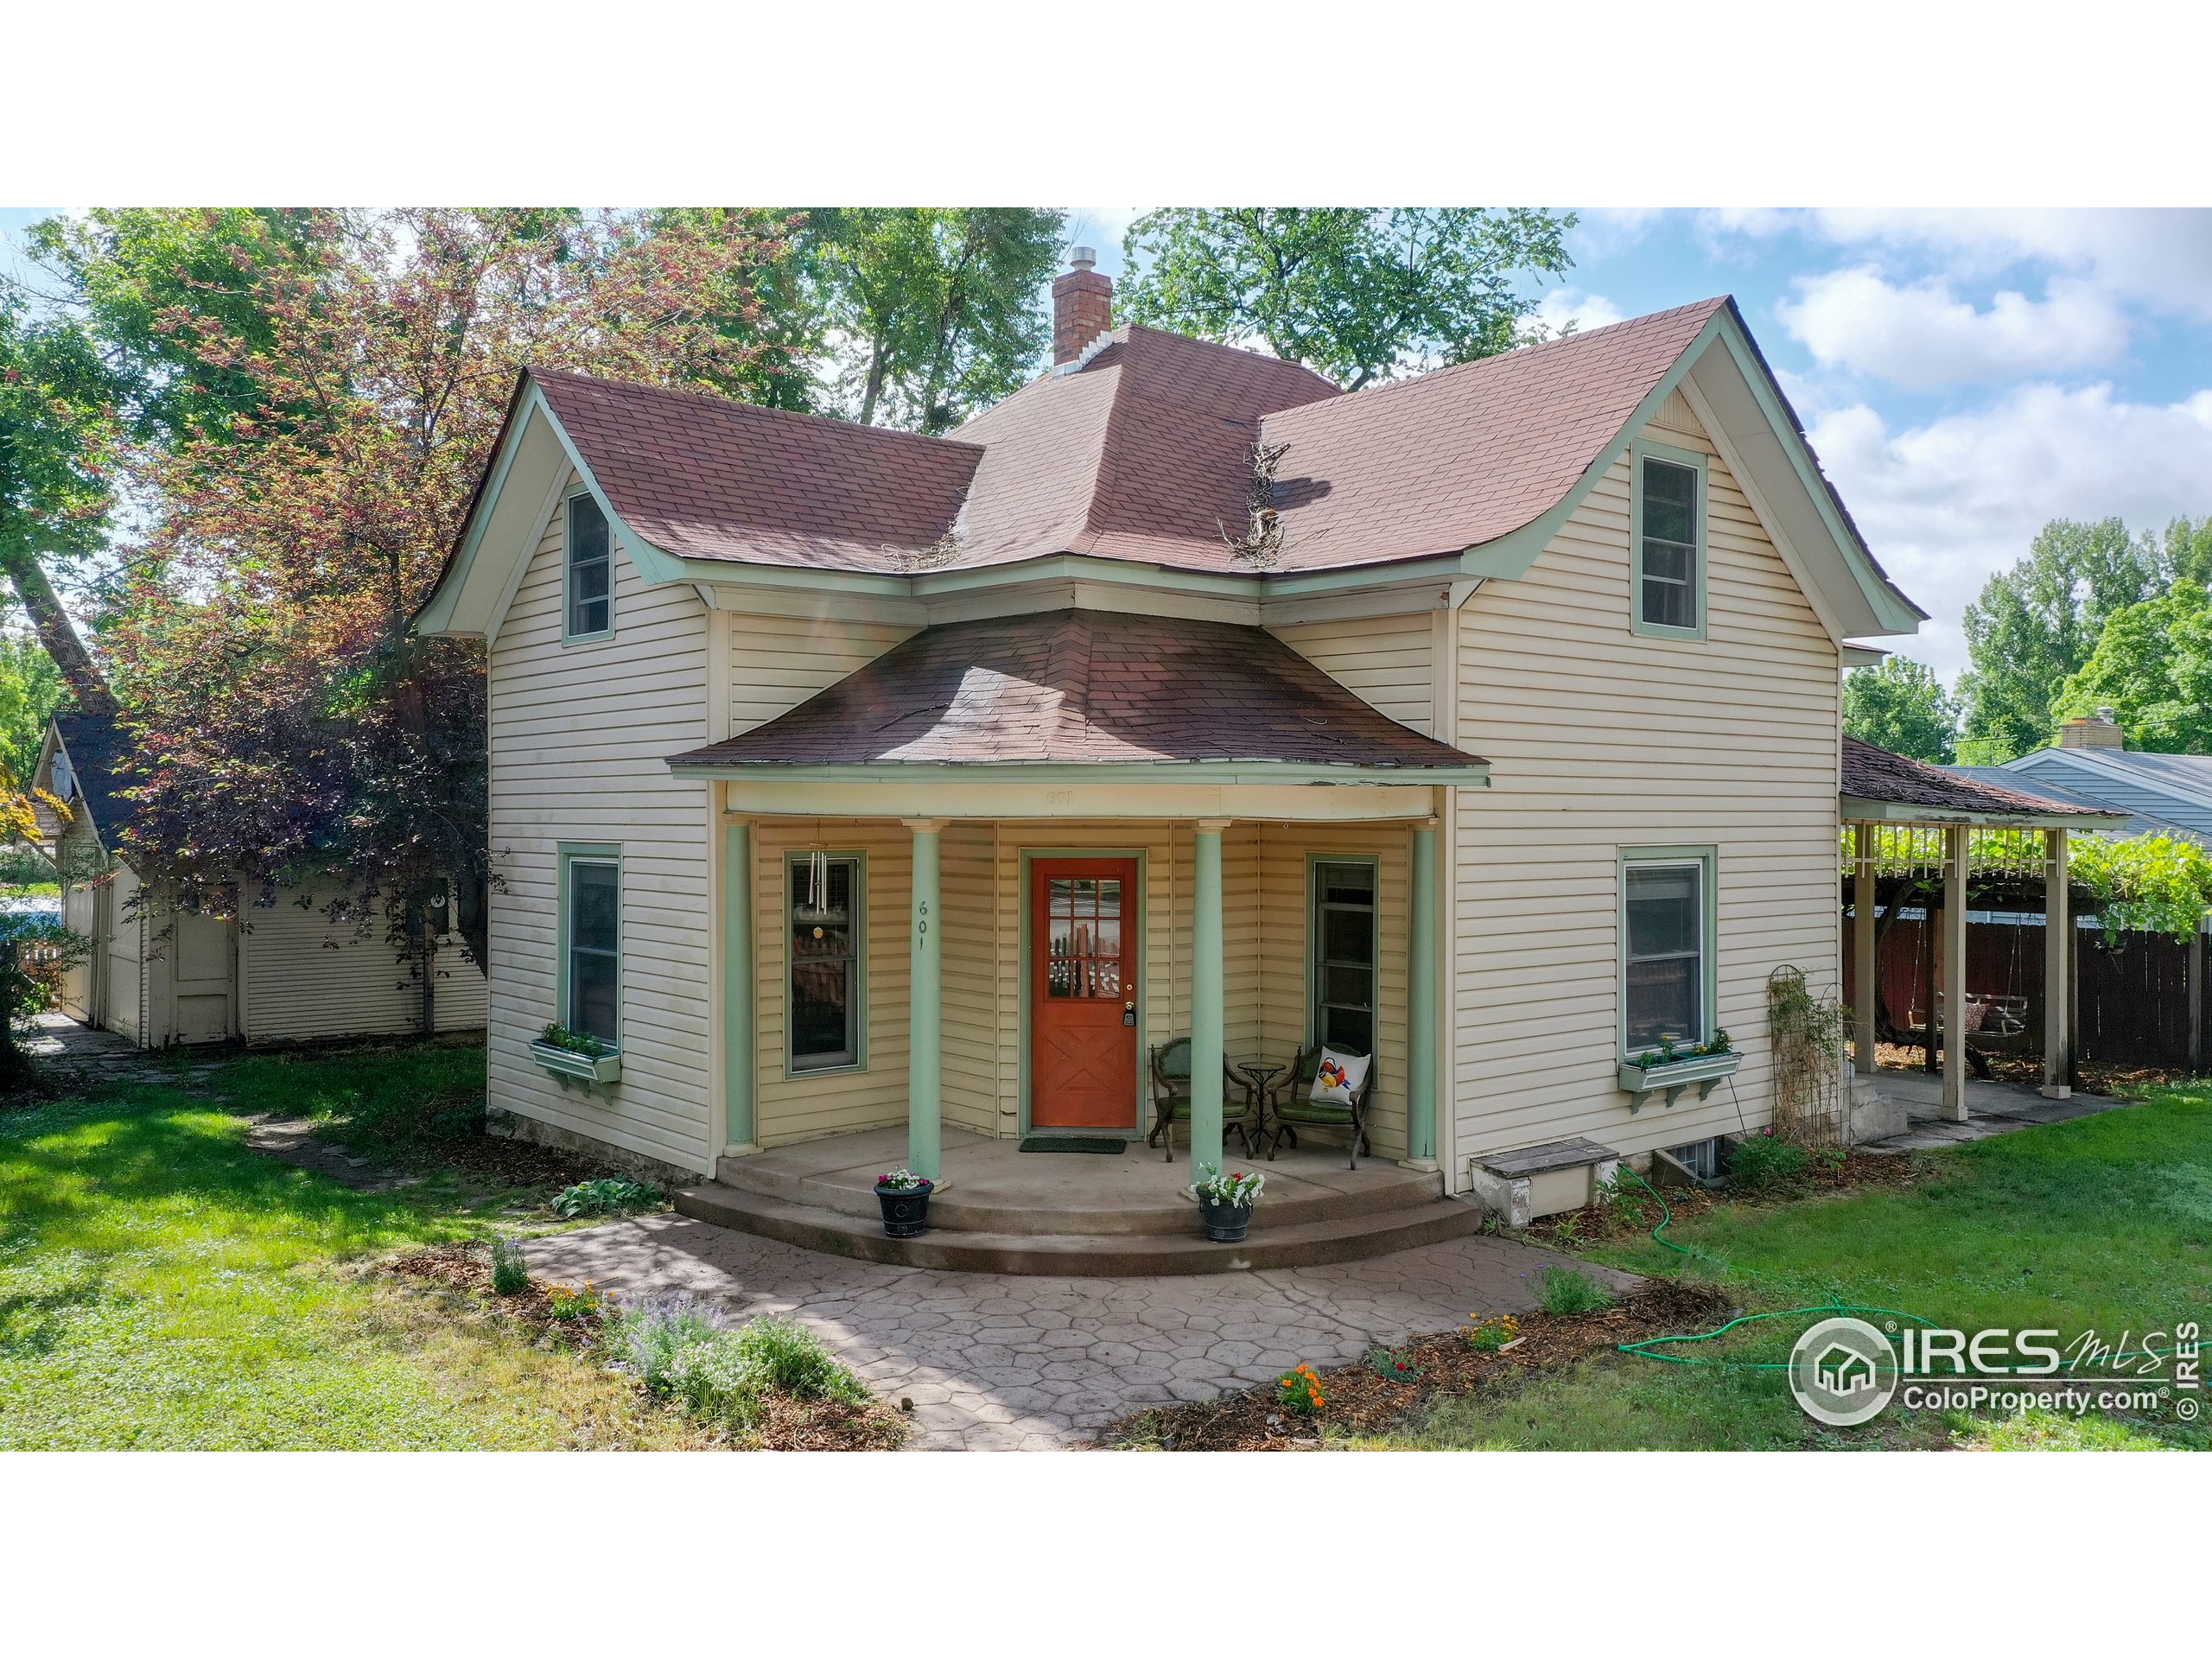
top-left (487, 474), bottom-right (717, 1173)
top-left (729, 615), bottom-right (919, 736)
top-left (1448, 401), bottom-right (1840, 1171)
top-left (1268, 615), bottom-right (1435, 735)
top-left (238, 890), bottom-right (488, 1045)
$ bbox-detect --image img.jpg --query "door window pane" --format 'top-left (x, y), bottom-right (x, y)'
top-left (1312, 860), bottom-right (1376, 1059)
top-left (567, 859), bottom-right (620, 1045)
top-left (1624, 861), bottom-right (1704, 1052)
top-left (1045, 871), bottom-right (1125, 1000)
top-left (791, 856), bottom-right (861, 1070)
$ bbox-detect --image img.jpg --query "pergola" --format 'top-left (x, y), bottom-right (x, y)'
top-left (1839, 737), bottom-right (2127, 1122)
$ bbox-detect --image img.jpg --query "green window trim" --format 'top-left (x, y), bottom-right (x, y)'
top-left (1618, 845), bottom-right (1719, 1061)
top-left (1629, 438), bottom-right (1708, 641)
top-left (563, 489), bottom-right (614, 643)
top-left (785, 849), bottom-right (868, 1077)
top-left (556, 842), bottom-right (623, 1052)
top-left (1307, 854), bottom-right (1380, 1058)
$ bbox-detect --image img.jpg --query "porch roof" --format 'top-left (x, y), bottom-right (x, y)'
top-left (1840, 735), bottom-right (2128, 830)
top-left (667, 608), bottom-right (1489, 785)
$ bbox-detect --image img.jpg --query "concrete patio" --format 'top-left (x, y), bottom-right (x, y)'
top-left (522, 1214), bottom-right (1630, 1450)
top-left (1862, 1067), bottom-right (2135, 1152)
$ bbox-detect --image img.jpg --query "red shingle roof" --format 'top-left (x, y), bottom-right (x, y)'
top-left (1840, 735), bottom-right (2114, 818)
top-left (532, 371), bottom-right (980, 573)
top-left (666, 609), bottom-right (1486, 771)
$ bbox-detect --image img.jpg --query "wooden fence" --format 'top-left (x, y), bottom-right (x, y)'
top-left (1842, 905), bottom-right (2205, 1071)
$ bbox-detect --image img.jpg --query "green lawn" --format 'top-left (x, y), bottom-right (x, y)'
top-left (1375, 1087), bottom-right (2212, 1451)
top-left (0, 1049), bottom-right (699, 1450)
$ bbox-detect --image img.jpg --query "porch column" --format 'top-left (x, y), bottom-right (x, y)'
top-left (1403, 818), bottom-right (1439, 1168)
top-left (2043, 827), bottom-right (2072, 1099)
top-left (1943, 823), bottom-right (1968, 1122)
top-left (1853, 823), bottom-right (1878, 1076)
top-left (723, 819), bottom-right (755, 1151)
top-left (1191, 819), bottom-right (1230, 1180)
top-left (906, 819), bottom-right (948, 1181)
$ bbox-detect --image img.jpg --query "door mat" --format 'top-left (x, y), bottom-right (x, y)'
top-left (1019, 1135), bottom-right (1127, 1154)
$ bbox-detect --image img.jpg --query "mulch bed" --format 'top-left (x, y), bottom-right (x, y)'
top-left (404, 1133), bottom-right (640, 1196)
top-left (1097, 1278), bottom-right (1734, 1451)
top-left (380, 1242), bottom-right (906, 1451)
top-left (1523, 1147), bottom-right (1923, 1253)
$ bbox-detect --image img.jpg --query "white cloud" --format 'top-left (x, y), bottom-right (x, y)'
top-left (1777, 267), bottom-right (2130, 388)
top-left (1716, 208), bottom-right (2212, 320)
top-left (1811, 384), bottom-right (2212, 681)
top-left (1524, 286), bottom-right (1624, 339)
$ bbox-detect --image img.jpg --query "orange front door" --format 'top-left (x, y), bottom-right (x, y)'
top-left (1031, 858), bottom-right (1140, 1130)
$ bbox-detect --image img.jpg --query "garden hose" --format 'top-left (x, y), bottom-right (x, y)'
top-left (1605, 1164), bottom-right (2190, 1375)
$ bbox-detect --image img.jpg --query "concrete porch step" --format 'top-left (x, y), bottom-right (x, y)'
top-left (672, 1179), bottom-right (1484, 1276)
top-left (713, 1147), bottom-right (1446, 1237)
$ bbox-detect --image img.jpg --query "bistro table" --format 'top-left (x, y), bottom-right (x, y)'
top-left (1233, 1059), bottom-right (1287, 1152)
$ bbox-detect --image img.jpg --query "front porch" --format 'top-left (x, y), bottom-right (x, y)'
top-left (674, 1125), bottom-right (1480, 1274)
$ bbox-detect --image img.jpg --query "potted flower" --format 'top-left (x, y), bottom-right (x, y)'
top-left (874, 1166), bottom-right (934, 1238)
top-left (1193, 1167), bottom-right (1264, 1242)
top-left (1618, 1028), bottom-right (1738, 1111)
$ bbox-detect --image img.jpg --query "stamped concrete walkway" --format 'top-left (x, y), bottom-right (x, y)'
top-left (524, 1215), bottom-right (1630, 1451)
top-left (1863, 1069), bottom-right (2135, 1152)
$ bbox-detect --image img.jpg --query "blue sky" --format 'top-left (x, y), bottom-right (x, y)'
top-left (13, 205), bottom-right (2209, 683)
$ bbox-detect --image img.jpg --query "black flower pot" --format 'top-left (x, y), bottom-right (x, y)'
top-left (876, 1181), bottom-right (933, 1239)
top-left (1197, 1197), bottom-right (1253, 1243)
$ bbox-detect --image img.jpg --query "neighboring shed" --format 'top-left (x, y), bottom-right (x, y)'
top-left (29, 711), bottom-right (488, 1047)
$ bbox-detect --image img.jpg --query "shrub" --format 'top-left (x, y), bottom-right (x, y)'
top-left (1537, 1266), bottom-right (1615, 1315)
top-left (489, 1236), bottom-right (530, 1295)
top-left (613, 1300), bottom-right (871, 1429)
top-left (1728, 1131), bottom-right (1808, 1193)
top-left (551, 1177), bottom-right (663, 1218)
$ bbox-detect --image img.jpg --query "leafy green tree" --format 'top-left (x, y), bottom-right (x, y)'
top-left (0, 280), bottom-right (119, 714)
top-left (0, 625), bottom-right (63, 785)
top-left (1955, 517), bottom-right (2167, 761)
top-left (799, 208), bottom-right (1064, 432)
top-left (2161, 514), bottom-right (2212, 588)
top-left (1117, 208), bottom-right (1575, 391)
top-left (1843, 655), bottom-right (1957, 762)
top-left (2053, 578), bottom-right (2212, 753)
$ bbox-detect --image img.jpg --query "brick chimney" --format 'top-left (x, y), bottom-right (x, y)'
top-left (1052, 247), bottom-right (1113, 365)
top-left (2058, 708), bottom-right (2126, 749)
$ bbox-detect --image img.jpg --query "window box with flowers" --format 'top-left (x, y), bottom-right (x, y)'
top-left (532, 1023), bottom-right (622, 1084)
top-left (1618, 1033), bottom-right (1738, 1111)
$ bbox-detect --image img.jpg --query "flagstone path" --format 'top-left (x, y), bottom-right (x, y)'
top-left (524, 1214), bottom-right (1630, 1451)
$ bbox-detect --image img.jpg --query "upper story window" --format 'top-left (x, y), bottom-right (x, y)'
top-left (1623, 855), bottom-right (1709, 1055)
top-left (789, 854), bottom-right (863, 1072)
top-left (1636, 448), bottom-right (1703, 637)
top-left (566, 492), bottom-right (613, 639)
top-left (1311, 859), bottom-right (1377, 1057)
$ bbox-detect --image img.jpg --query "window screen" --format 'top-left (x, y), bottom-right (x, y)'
top-left (1624, 860), bottom-right (1704, 1052)
top-left (567, 859), bottom-right (620, 1044)
top-left (1312, 861), bottom-right (1376, 1056)
top-left (568, 493), bottom-right (612, 637)
top-left (1639, 456), bottom-right (1699, 630)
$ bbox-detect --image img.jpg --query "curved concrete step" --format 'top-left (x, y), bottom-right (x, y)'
top-left (673, 1179), bottom-right (1484, 1276)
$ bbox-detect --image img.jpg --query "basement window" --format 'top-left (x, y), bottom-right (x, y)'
top-left (1669, 1138), bottom-right (1719, 1181)
top-left (566, 492), bottom-right (613, 640)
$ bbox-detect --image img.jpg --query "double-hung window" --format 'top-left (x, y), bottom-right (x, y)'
top-left (566, 492), bottom-right (613, 639)
top-left (1635, 448), bottom-right (1703, 636)
top-left (1622, 854), bottom-right (1711, 1055)
top-left (563, 851), bottom-right (621, 1047)
top-left (789, 854), bottom-right (862, 1072)
top-left (1310, 860), bottom-right (1377, 1056)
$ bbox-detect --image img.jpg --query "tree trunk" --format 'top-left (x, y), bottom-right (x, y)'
top-left (3, 552), bottom-right (115, 716)
top-left (858, 336), bottom-right (890, 427)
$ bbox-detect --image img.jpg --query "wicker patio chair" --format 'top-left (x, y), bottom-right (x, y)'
top-left (1262, 1044), bottom-right (1376, 1170)
top-left (1146, 1037), bottom-right (1257, 1162)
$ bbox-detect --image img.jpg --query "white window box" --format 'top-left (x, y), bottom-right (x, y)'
top-left (531, 1039), bottom-right (621, 1084)
top-left (1618, 1049), bottom-right (1738, 1111)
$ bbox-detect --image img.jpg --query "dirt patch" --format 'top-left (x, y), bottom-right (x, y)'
top-left (1875, 1045), bottom-right (2154, 1096)
top-left (1097, 1277), bottom-right (1734, 1451)
top-left (1523, 1149), bottom-right (1923, 1253)
top-left (380, 1242), bottom-right (904, 1450)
